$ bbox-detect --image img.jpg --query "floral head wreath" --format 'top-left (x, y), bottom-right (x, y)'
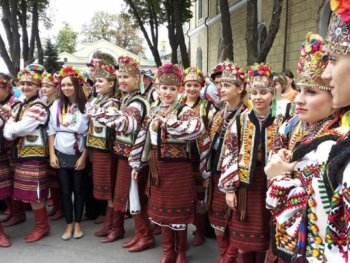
top-left (0, 73), bottom-right (12, 89)
top-left (210, 62), bottom-right (225, 79)
top-left (183, 66), bottom-right (205, 86)
top-left (296, 32), bottom-right (330, 90)
top-left (17, 68), bottom-right (42, 86)
top-left (118, 56), bottom-right (140, 76)
top-left (95, 63), bottom-right (117, 80)
top-left (248, 63), bottom-right (274, 91)
top-left (157, 63), bottom-right (183, 86)
top-left (220, 60), bottom-right (246, 84)
top-left (26, 63), bottom-right (46, 74)
top-left (42, 72), bottom-right (58, 87)
top-left (58, 66), bottom-right (86, 85)
top-left (326, 1), bottom-right (350, 55)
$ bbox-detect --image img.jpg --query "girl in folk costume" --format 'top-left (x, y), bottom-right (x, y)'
top-left (94, 56), bottom-right (154, 252)
top-left (220, 63), bottom-right (279, 262)
top-left (85, 62), bottom-right (119, 238)
top-left (135, 63), bottom-right (203, 263)
top-left (203, 61), bottom-right (247, 263)
top-left (41, 72), bottom-right (63, 221)
top-left (320, 3), bottom-right (350, 261)
top-left (265, 32), bottom-right (346, 263)
top-left (2, 68), bottom-right (50, 243)
top-left (47, 66), bottom-right (89, 240)
top-left (181, 66), bottom-right (215, 247)
top-left (0, 73), bottom-right (15, 247)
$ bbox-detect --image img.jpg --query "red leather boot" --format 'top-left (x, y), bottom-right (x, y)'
top-left (95, 206), bottom-right (113, 237)
top-left (160, 227), bottom-right (176, 263)
top-left (127, 212), bottom-right (155, 252)
top-left (101, 210), bottom-right (125, 243)
top-left (192, 212), bottom-right (206, 246)
top-left (25, 207), bottom-right (50, 242)
top-left (216, 234), bottom-right (229, 262)
top-left (3, 199), bottom-right (26, 227)
top-left (0, 223), bottom-right (11, 247)
top-left (175, 229), bottom-right (188, 263)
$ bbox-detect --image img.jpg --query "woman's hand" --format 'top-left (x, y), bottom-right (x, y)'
top-left (50, 154), bottom-right (60, 169)
top-left (75, 156), bottom-right (86, 171)
top-left (226, 192), bottom-right (237, 210)
top-left (265, 149), bottom-right (297, 179)
top-left (131, 169), bottom-right (139, 181)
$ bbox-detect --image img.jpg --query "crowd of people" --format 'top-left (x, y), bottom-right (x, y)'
top-left (0, 2), bottom-right (350, 263)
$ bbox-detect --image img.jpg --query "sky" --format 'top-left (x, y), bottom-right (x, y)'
top-left (0, 0), bottom-right (168, 73)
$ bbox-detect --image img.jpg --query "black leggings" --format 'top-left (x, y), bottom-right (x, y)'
top-left (57, 168), bottom-right (86, 224)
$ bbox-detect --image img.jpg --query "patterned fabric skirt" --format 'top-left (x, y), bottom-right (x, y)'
top-left (0, 158), bottom-right (12, 199)
top-left (148, 151), bottom-right (196, 226)
top-left (208, 174), bottom-right (228, 232)
top-left (113, 158), bottom-right (148, 212)
top-left (13, 160), bottom-right (48, 202)
top-left (228, 163), bottom-right (271, 251)
top-left (193, 162), bottom-right (205, 201)
top-left (91, 151), bottom-right (115, 200)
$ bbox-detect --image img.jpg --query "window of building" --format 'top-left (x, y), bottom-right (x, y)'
top-left (319, 1), bottom-right (331, 38)
top-left (197, 0), bottom-right (204, 20)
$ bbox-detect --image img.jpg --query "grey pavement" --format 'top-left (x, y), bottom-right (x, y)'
top-left (1, 210), bottom-right (218, 263)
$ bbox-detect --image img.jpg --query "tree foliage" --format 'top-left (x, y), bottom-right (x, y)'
top-left (0, 0), bottom-right (50, 77)
top-left (55, 23), bottom-right (77, 53)
top-left (43, 39), bottom-right (63, 74)
top-left (81, 11), bottom-right (145, 57)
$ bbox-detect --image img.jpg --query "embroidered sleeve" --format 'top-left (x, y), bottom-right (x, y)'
top-left (166, 106), bottom-right (204, 141)
top-left (4, 103), bottom-right (48, 140)
top-left (103, 101), bottom-right (144, 134)
top-left (218, 120), bottom-right (240, 192)
top-left (128, 116), bottom-right (150, 170)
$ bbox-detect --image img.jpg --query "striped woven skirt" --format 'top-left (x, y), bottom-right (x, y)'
top-left (148, 150), bottom-right (196, 225)
top-left (208, 174), bottom-right (229, 232)
top-left (13, 160), bottom-right (48, 202)
top-left (91, 151), bottom-right (115, 200)
top-left (228, 163), bottom-right (271, 251)
top-left (0, 158), bottom-right (12, 199)
top-left (113, 158), bottom-right (148, 212)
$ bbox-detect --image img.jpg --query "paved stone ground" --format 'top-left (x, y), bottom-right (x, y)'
top-left (1, 210), bottom-right (219, 263)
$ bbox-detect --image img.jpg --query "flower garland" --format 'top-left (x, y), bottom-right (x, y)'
top-left (221, 60), bottom-right (246, 83)
top-left (17, 68), bottom-right (42, 84)
top-left (58, 66), bottom-right (86, 85)
top-left (330, 0), bottom-right (350, 23)
top-left (183, 66), bottom-right (205, 86)
top-left (248, 63), bottom-right (273, 78)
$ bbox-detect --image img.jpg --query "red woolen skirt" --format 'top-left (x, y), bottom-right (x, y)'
top-left (113, 158), bottom-right (148, 212)
top-left (0, 157), bottom-right (12, 199)
top-left (91, 150), bottom-right (115, 200)
top-left (228, 163), bottom-right (271, 251)
top-left (13, 160), bottom-right (48, 202)
top-left (148, 151), bottom-right (196, 225)
top-left (208, 174), bottom-right (229, 231)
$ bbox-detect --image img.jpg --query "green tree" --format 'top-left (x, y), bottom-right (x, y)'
top-left (0, 0), bottom-right (50, 76)
top-left (81, 11), bottom-right (145, 57)
top-left (55, 23), bottom-right (77, 53)
top-left (43, 39), bottom-right (63, 73)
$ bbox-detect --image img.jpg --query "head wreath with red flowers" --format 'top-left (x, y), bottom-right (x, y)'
top-left (296, 32), bottom-right (330, 90)
top-left (326, 1), bottom-right (350, 55)
top-left (157, 63), bottom-right (183, 86)
top-left (221, 60), bottom-right (246, 84)
top-left (248, 63), bottom-right (274, 91)
top-left (210, 62), bottom-right (225, 79)
top-left (42, 72), bottom-right (58, 88)
top-left (58, 66), bottom-right (86, 85)
top-left (117, 56), bottom-right (140, 76)
top-left (183, 66), bottom-right (205, 86)
top-left (17, 68), bottom-right (42, 86)
top-left (95, 63), bottom-right (117, 80)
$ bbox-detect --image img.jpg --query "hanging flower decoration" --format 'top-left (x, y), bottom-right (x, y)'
top-left (58, 66), bottom-right (86, 85)
top-left (330, 0), bottom-right (350, 23)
